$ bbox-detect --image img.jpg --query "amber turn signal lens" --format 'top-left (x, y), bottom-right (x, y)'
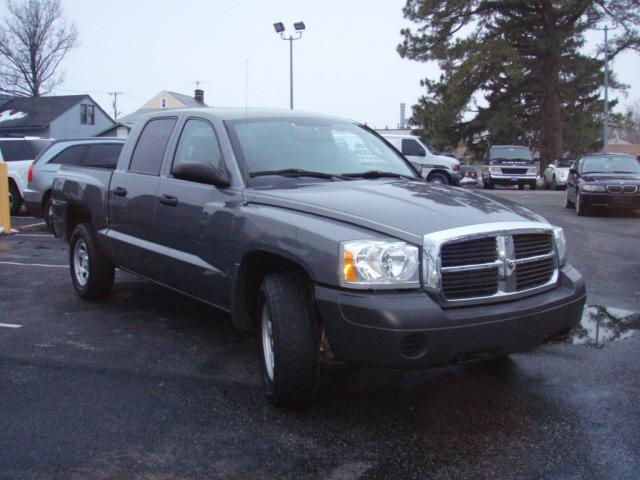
top-left (343, 250), bottom-right (357, 282)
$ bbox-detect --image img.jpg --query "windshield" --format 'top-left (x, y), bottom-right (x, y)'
top-left (556, 159), bottom-right (574, 168)
top-left (226, 117), bottom-right (416, 181)
top-left (581, 155), bottom-right (640, 174)
top-left (489, 146), bottom-right (534, 162)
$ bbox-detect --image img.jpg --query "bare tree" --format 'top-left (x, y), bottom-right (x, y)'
top-left (0, 0), bottom-right (78, 97)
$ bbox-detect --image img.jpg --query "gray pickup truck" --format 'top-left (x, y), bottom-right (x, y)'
top-left (51, 108), bottom-right (586, 405)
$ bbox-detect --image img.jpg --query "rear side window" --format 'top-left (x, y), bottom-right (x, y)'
top-left (172, 119), bottom-right (223, 172)
top-left (401, 139), bottom-right (426, 157)
top-left (84, 144), bottom-right (123, 169)
top-left (129, 118), bottom-right (177, 175)
top-left (0, 140), bottom-right (35, 161)
top-left (49, 145), bottom-right (88, 165)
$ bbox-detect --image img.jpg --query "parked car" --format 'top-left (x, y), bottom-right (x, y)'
top-left (565, 153), bottom-right (640, 216)
top-left (23, 138), bottom-right (125, 228)
top-left (379, 133), bottom-right (461, 185)
top-left (543, 158), bottom-right (574, 190)
top-left (52, 108), bottom-right (585, 406)
top-left (459, 165), bottom-right (479, 186)
top-left (0, 137), bottom-right (52, 214)
top-left (482, 145), bottom-right (538, 190)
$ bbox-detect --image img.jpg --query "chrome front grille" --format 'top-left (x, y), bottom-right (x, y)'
top-left (501, 167), bottom-right (527, 175)
top-left (607, 185), bottom-right (622, 193)
top-left (424, 222), bottom-right (559, 307)
top-left (623, 185), bottom-right (637, 193)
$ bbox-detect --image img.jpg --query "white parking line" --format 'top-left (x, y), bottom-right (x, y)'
top-left (20, 222), bottom-right (47, 228)
top-left (0, 261), bottom-right (68, 268)
top-left (0, 323), bottom-right (22, 329)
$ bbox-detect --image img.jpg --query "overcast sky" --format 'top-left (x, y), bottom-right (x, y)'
top-left (2, 0), bottom-right (639, 127)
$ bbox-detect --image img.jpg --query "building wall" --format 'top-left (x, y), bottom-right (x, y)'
top-left (141, 91), bottom-right (185, 109)
top-left (49, 100), bottom-right (114, 139)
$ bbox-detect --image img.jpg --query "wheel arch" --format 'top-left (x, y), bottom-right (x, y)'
top-left (427, 169), bottom-right (451, 183)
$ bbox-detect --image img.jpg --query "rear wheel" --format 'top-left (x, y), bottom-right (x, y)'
top-left (518, 184), bottom-right (525, 190)
top-left (552, 177), bottom-right (558, 190)
top-left (8, 182), bottom-right (22, 215)
top-left (529, 182), bottom-right (537, 190)
top-left (483, 180), bottom-right (494, 190)
top-left (69, 223), bottom-right (115, 299)
top-left (428, 172), bottom-right (449, 185)
top-left (258, 272), bottom-right (320, 406)
top-left (43, 196), bottom-right (54, 232)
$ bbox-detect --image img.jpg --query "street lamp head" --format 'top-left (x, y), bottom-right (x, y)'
top-left (294, 21), bottom-right (306, 31)
top-left (273, 22), bottom-right (285, 34)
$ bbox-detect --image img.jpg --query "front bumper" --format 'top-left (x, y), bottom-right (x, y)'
top-left (581, 191), bottom-right (640, 209)
top-left (483, 173), bottom-right (538, 185)
top-left (315, 264), bottom-right (585, 367)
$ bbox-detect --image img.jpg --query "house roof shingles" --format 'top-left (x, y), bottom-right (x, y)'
top-left (0, 95), bottom-right (89, 131)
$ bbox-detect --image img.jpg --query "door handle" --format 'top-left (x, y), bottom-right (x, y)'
top-left (159, 194), bottom-right (178, 207)
top-left (113, 187), bottom-right (127, 196)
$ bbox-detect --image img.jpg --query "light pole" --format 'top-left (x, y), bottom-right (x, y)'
top-left (588, 11), bottom-right (617, 154)
top-left (273, 21), bottom-right (306, 110)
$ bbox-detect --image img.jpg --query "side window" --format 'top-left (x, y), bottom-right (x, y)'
top-left (83, 144), bottom-right (123, 169)
top-left (401, 139), bottom-right (426, 157)
top-left (129, 118), bottom-right (177, 175)
top-left (49, 145), bottom-right (88, 165)
top-left (172, 119), bottom-right (223, 172)
top-left (0, 140), bottom-right (34, 161)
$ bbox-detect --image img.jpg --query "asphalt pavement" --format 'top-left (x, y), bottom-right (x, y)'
top-left (1, 195), bottom-right (639, 480)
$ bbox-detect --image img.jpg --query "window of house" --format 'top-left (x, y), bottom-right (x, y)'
top-left (161, 97), bottom-right (167, 109)
top-left (129, 118), bottom-right (177, 175)
top-left (80, 104), bottom-right (95, 125)
top-left (172, 119), bottom-right (223, 173)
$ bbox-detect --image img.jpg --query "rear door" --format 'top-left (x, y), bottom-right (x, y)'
top-left (153, 117), bottom-right (237, 306)
top-left (108, 117), bottom-right (177, 276)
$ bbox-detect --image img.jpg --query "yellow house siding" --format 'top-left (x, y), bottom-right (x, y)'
top-left (141, 91), bottom-right (186, 109)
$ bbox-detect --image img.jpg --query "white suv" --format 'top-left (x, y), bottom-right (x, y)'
top-left (0, 137), bottom-right (52, 214)
top-left (379, 134), bottom-right (460, 185)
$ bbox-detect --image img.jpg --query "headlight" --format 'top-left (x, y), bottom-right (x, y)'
top-left (553, 227), bottom-right (566, 267)
top-left (341, 241), bottom-right (419, 289)
top-left (527, 167), bottom-right (537, 174)
top-left (490, 167), bottom-right (501, 174)
top-left (582, 184), bottom-right (605, 192)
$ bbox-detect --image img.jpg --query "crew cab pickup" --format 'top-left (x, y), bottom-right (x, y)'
top-left (51, 109), bottom-right (586, 405)
top-left (482, 145), bottom-right (539, 190)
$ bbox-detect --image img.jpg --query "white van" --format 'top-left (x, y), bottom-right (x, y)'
top-left (379, 133), bottom-right (460, 185)
top-left (0, 137), bottom-right (53, 214)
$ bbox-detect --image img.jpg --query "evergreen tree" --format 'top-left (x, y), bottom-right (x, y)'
top-left (398, 0), bottom-right (640, 162)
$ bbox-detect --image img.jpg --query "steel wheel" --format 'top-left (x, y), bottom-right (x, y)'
top-left (261, 304), bottom-right (275, 381)
top-left (73, 239), bottom-right (90, 287)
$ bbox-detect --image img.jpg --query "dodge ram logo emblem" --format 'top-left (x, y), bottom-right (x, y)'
top-left (506, 258), bottom-right (516, 271)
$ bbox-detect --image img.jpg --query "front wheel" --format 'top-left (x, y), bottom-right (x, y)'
top-left (43, 196), bottom-right (54, 232)
top-left (70, 223), bottom-right (115, 299)
top-left (564, 189), bottom-right (575, 208)
top-left (575, 192), bottom-right (589, 216)
top-left (428, 172), bottom-right (449, 185)
top-left (483, 180), bottom-right (494, 190)
top-left (258, 272), bottom-right (320, 406)
top-left (529, 182), bottom-right (537, 190)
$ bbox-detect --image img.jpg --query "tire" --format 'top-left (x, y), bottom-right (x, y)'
top-left (551, 177), bottom-right (558, 190)
top-left (575, 192), bottom-right (589, 216)
top-left (544, 178), bottom-right (550, 190)
top-left (529, 182), bottom-right (537, 190)
top-left (428, 172), bottom-right (449, 185)
top-left (483, 180), bottom-right (494, 190)
top-left (9, 182), bottom-right (22, 215)
top-left (258, 272), bottom-right (320, 406)
top-left (69, 223), bottom-right (115, 300)
top-left (43, 196), bottom-right (54, 232)
top-left (564, 189), bottom-right (575, 208)
top-left (518, 184), bottom-right (525, 190)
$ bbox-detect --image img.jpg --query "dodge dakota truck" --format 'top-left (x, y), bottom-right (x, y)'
top-left (51, 108), bottom-right (586, 405)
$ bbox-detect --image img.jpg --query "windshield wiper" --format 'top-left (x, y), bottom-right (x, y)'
top-left (250, 168), bottom-right (349, 180)
top-left (342, 170), bottom-right (416, 180)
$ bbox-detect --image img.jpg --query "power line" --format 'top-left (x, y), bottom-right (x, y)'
top-left (108, 91), bottom-right (123, 120)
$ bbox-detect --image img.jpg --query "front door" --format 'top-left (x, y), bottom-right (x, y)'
top-left (154, 118), bottom-right (237, 308)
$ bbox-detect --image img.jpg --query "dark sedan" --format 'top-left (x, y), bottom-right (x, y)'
top-left (565, 153), bottom-right (640, 216)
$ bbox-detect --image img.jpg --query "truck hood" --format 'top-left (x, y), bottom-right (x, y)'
top-left (245, 179), bottom-right (547, 244)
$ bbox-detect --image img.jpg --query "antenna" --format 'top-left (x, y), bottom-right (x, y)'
top-left (191, 80), bottom-right (207, 88)
top-left (108, 91), bottom-right (123, 120)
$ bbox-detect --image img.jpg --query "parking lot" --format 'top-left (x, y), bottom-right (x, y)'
top-left (1, 189), bottom-right (639, 480)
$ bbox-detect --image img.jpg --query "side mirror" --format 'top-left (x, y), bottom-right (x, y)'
top-left (172, 161), bottom-right (230, 187)
top-left (569, 168), bottom-right (578, 175)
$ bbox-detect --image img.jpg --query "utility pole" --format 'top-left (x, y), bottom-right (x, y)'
top-left (108, 91), bottom-right (123, 120)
